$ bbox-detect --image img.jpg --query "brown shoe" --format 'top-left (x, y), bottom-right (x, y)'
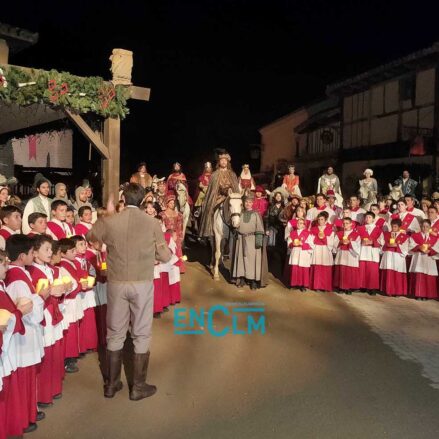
top-left (129, 352), bottom-right (157, 401)
top-left (103, 349), bottom-right (124, 398)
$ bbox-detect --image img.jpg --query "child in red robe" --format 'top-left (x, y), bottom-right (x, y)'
top-left (71, 235), bottom-right (98, 353)
top-left (0, 206), bottom-right (21, 251)
top-left (408, 219), bottom-right (439, 299)
top-left (380, 219), bottom-right (409, 296)
top-left (0, 247), bottom-right (32, 437)
top-left (27, 235), bottom-right (65, 407)
top-left (27, 212), bottom-right (48, 237)
top-left (333, 218), bottom-right (361, 293)
top-left (5, 235), bottom-right (45, 434)
top-left (287, 218), bottom-right (314, 290)
top-left (47, 200), bottom-right (74, 241)
top-left (357, 211), bottom-right (384, 293)
top-left (85, 239), bottom-right (107, 346)
top-left (310, 212), bottom-right (334, 291)
top-left (74, 206), bottom-right (93, 237)
top-left (58, 238), bottom-right (86, 373)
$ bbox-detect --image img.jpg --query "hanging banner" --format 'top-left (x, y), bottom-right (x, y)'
top-left (11, 129), bottom-right (73, 168)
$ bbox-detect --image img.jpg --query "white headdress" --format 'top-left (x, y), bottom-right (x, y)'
top-left (364, 168), bottom-right (373, 176)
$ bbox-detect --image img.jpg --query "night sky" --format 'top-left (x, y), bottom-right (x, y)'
top-left (3, 0), bottom-right (439, 180)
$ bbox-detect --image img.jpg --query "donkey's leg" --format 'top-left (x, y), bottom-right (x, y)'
top-left (208, 236), bottom-right (215, 270)
top-left (213, 232), bottom-right (222, 280)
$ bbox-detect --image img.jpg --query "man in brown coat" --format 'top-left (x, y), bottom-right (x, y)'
top-left (88, 183), bottom-right (171, 401)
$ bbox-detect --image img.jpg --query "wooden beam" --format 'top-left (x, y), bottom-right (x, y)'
top-left (0, 39), bottom-right (9, 64)
top-left (103, 118), bottom-right (121, 203)
top-left (130, 85), bottom-right (151, 101)
top-left (64, 109), bottom-right (110, 159)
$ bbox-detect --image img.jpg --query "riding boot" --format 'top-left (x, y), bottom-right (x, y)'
top-left (103, 349), bottom-right (124, 398)
top-left (129, 351), bottom-right (157, 401)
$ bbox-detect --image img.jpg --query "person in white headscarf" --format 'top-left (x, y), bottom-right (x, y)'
top-left (359, 169), bottom-right (378, 209)
top-left (53, 183), bottom-right (74, 208)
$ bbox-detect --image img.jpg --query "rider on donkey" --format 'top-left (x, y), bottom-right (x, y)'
top-left (199, 150), bottom-right (240, 253)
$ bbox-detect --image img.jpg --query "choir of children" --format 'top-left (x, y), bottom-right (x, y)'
top-left (0, 216), bottom-right (98, 437)
top-left (0, 186), bottom-right (183, 437)
top-left (287, 193), bottom-right (439, 299)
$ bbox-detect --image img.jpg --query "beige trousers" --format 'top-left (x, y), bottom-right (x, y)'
top-left (106, 280), bottom-right (153, 354)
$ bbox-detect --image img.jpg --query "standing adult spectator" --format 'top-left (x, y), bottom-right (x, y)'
top-left (88, 183), bottom-right (171, 401)
top-left (22, 175), bottom-right (52, 235)
top-left (394, 170), bottom-right (418, 197)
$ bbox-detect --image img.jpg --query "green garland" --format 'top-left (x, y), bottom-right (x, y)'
top-left (0, 65), bottom-right (131, 119)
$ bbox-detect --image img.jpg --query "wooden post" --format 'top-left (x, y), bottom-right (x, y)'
top-left (103, 117), bottom-right (121, 203)
top-left (0, 39), bottom-right (9, 64)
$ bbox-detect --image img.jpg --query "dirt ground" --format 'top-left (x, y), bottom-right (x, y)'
top-left (31, 245), bottom-right (439, 439)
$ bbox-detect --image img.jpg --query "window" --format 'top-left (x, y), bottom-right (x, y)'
top-left (400, 75), bottom-right (416, 102)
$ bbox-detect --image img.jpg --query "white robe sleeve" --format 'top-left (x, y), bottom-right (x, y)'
top-left (6, 280), bottom-right (44, 326)
top-left (408, 237), bottom-right (418, 255)
top-left (1, 313), bottom-right (16, 353)
top-left (0, 236), bottom-right (5, 251)
top-left (326, 232), bottom-right (335, 253)
top-left (409, 218), bottom-right (421, 233)
top-left (398, 239), bottom-right (409, 258)
top-left (305, 234), bottom-right (315, 254)
top-left (58, 267), bottom-right (78, 298)
top-left (377, 232), bottom-right (385, 253)
top-left (333, 235), bottom-right (340, 254)
top-left (349, 236), bottom-right (361, 258)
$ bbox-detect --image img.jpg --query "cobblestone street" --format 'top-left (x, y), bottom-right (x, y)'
top-left (338, 293), bottom-right (439, 389)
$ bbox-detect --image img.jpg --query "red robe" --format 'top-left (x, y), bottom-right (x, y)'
top-left (333, 231), bottom-right (360, 290)
top-left (357, 225), bottom-right (382, 290)
top-left (253, 198), bottom-right (268, 218)
top-left (408, 232), bottom-right (438, 298)
top-left (380, 232), bottom-right (409, 296)
top-left (74, 256), bottom-right (97, 352)
top-left (309, 224), bottom-right (334, 291)
top-left (27, 265), bottom-right (64, 404)
top-left (47, 221), bottom-right (74, 240)
top-left (4, 268), bottom-right (40, 430)
top-left (288, 229), bottom-right (312, 288)
top-left (59, 260), bottom-right (82, 358)
top-left (74, 222), bottom-right (91, 237)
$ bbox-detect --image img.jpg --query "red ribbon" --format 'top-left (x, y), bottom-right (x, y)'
top-left (28, 135), bottom-right (37, 160)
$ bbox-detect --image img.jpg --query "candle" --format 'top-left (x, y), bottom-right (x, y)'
top-left (87, 276), bottom-right (96, 288)
top-left (101, 261), bottom-right (107, 270)
top-left (0, 309), bottom-right (12, 325)
top-left (389, 238), bottom-right (395, 245)
top-left (62, 275), bottom-right (71, 284)
top-left (318, 232), bottom-right (324, 239)
top-left (52, 279), bottom-right (63, 287)
top-left (36, 278), bottom-right (49, 294)
top-left (293, 239), bottom-right (300, 246)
